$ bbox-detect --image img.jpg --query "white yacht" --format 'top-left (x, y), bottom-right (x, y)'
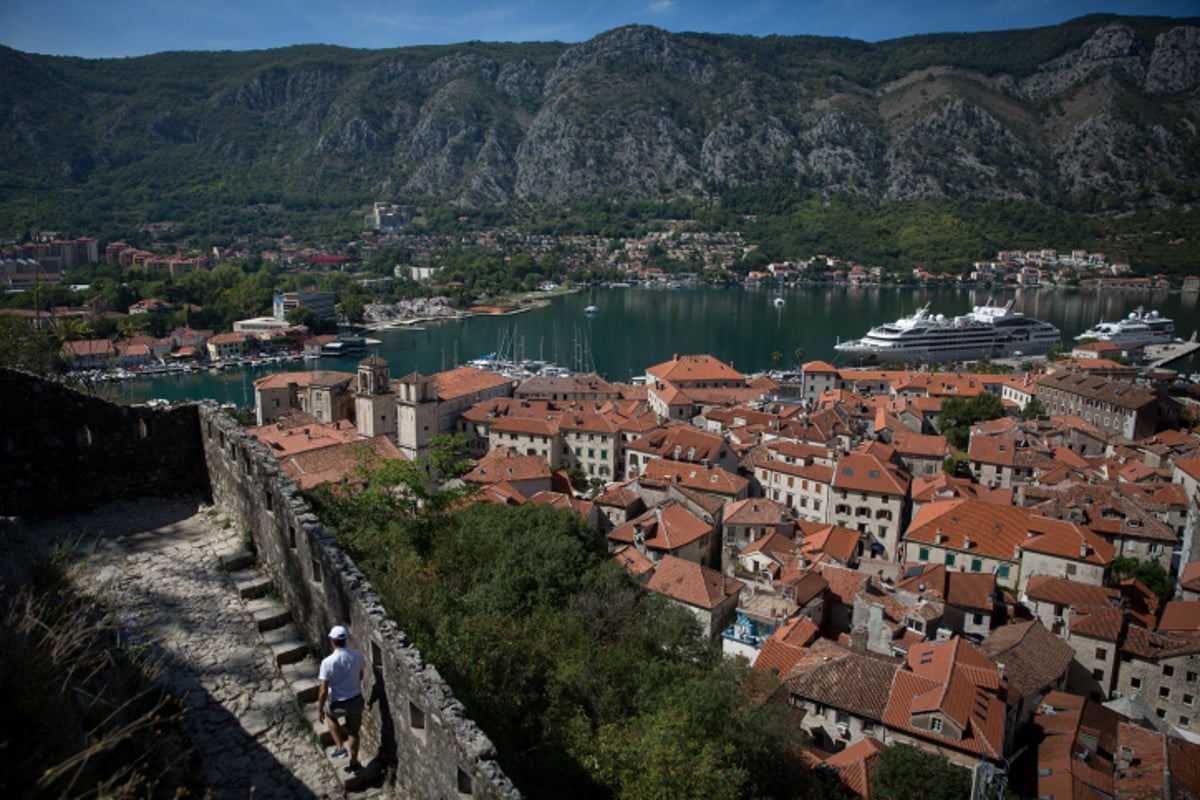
top-left (1075, 307), bottom-right (1178, 346)
top-left (835, 299), bottom-right (1061, 363)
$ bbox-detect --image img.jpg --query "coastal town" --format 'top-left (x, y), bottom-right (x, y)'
top-left (234, 337), bottom-right (1200, 798)
top-left (5, 223), bottom-right (1200, 797)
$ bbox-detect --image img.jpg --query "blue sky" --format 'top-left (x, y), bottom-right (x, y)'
top-left (1, 0), bottom-right (1195, 58)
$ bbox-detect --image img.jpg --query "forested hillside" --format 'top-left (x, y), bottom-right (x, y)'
top-left (1, 15), bottom-right (1198, 251)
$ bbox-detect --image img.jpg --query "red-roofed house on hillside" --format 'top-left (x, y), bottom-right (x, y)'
top-left (721, 497), bottom-right (794, 557)
top-left (801, 361), bottom-right (841, 405)
top-left (645, 554), bottom-right (744, 638)
top-left (829, 451), bottom-right (911, 561)
top-left (903, 499), bottom-right (1030, 587)
top-left (463, 446), bottom-right (553, 498)
top-left (882, 637), bottom-right (1008, 768)
top-left (1018, 515), bottom-right (1114, 593)
top-left (607, 502), bottom-right (715, 564)
top-left (624, 424), bottom-right (736, 477)
top-left (785, 639), bottom-right (901, 752)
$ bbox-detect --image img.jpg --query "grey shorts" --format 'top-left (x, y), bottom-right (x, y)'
top-left (326, 693), bottom-right (364, 733)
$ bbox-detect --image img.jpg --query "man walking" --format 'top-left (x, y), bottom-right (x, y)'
top-left (317, 625), bottom-right (367, 774)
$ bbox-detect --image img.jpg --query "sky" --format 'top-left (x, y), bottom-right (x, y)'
top-left (0, 0), bottom-right (1195, 59)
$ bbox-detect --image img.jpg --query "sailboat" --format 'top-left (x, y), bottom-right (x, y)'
top-left (584, 285), bottom-right (599, 315)
top-left (773, 274), bottom-right (785, 307)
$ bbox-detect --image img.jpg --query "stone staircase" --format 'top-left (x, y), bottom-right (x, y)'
top-left (219, 550), bottom-right (383, 794)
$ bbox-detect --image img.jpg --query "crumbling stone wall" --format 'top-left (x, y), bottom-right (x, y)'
top-left (200, 405), bottom-right (519, 800)
top-left (0, 369), bottom-right (209, 517)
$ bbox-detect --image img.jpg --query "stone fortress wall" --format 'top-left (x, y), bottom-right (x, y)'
top-left (0, 369), bottom-right (210, 517)
top-left (199, 404), bottom-right (519, 800)
top-left (0, 370), bottom-right (517, 799)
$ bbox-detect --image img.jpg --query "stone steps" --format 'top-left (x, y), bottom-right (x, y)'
top-left (263, 627), bottom-right (309, 666)
top-left (221, 549), bottom-right (384, 794)
top-left (246, 597), bottom-right (292, 632)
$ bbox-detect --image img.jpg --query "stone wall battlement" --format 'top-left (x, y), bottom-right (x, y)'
top-left (199, 405), bottom-right (519, 800)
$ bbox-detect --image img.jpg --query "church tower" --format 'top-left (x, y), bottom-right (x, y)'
top-left (355, 356), bottom-right (396, 441)
top-left (396, 371), bottom-right (440, 460)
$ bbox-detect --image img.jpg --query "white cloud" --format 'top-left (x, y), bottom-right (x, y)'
top-left (646, 0), bottom-right (677, 14)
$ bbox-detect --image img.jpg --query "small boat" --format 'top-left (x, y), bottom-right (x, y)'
top-left (584, 304), bottom-right (599, 315)
top-left (774, 296), bottom-right (785, 307)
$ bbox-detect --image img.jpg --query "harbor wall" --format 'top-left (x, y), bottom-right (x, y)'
top-left (200, 405), bottom-right (519, 800)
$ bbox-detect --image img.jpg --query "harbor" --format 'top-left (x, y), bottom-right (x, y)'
top-left (107, 284), bottom-right (1200, 406)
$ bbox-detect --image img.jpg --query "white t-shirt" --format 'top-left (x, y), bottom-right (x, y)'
top-left (319, 646), bottom-right (365, 701)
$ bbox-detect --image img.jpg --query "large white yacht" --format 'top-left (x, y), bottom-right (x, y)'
top-left (835, 299), bottom-right (1061, 363)
top-left (1075, 307), bottom-right (1178, 346)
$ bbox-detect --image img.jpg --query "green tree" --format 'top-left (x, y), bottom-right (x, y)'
top-left (938, 392), bottom-right (1006, 451)
top-left (338, 295), bottom-right (366, 325)
top-left (285, 305), bottom-right (319, 329)
top-left (1111, 556), bottom-right (1174, 605)
top-left (870, 744), bottom-right (973, 800)
top-left (0, 316), bottom-right (66, 375)
top-left (794, 346), bottom-right (806, 368)
top-left (1021, 397), bottom-right (1047, 421)
top-left (771, 350), bottom-right (783, 368)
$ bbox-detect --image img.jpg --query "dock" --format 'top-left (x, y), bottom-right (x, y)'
top-left (1146, 334), bottom-right (1200, 368)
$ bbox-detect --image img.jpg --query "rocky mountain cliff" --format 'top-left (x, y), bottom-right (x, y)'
top-left (2, 14), bottom-right (1198, 219)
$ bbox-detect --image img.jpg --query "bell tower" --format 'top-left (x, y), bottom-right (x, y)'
top-left (355, 356), bottom-right (396, 441)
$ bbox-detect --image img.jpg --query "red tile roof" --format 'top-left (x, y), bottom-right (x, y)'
top-left (979, 620), bottom-right (1074, 701)
top-left (645, 554), bottom-right (744, 610)
top-left (820, 736), bottom-right (886, 799)
top-left (641, 459), bottom-right (749, 496)
top-left (1021, 515), bottom-right (1114, 566)
top-left (752, 616), bottom-right (821, 678)
top-left (646, 354), bottom-right (745, 384)
top-left (883, 637), bottom-right (1006, 759)
top-left (463, 446), bottom-right (552, 484)
top-left (831, 452), bottom-right (910, 496)
top-left (1158, 600), bottom-right (1200, 637)
top-left (1023, 575), bottom-right (1119, 613)
top-left (607, 502), bottom-right (713, 555)
top-left (434, 366), bottom-right (514, 401)
top-left (904, 499), bottom-right (1030, 560)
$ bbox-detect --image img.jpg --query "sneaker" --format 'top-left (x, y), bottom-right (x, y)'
top-left (330, 748), bottom-right (348, 760)
top-left (344, 763), bottom-right (362, 775)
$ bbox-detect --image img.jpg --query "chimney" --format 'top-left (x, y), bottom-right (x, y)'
top-left (963, 534), bottom-right (972, 549)
top-left (1013, 545), bottom-right (1021, 560)
top-left (996, 662), bottom-right (1005, 679)
top-left (1079, 542), bottom-right (1088, 559)
top-left (935, 528), bottom-right (943, 544)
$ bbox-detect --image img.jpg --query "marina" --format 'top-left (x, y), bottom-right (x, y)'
top-left (106, 284), bottom-right (1200, 405)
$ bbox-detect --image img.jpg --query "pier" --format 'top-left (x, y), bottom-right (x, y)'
top-left (1146, 334), bottom-right (1200, 369)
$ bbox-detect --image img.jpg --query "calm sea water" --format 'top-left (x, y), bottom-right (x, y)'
top-left (115, 285), bottom-right (1200, 405)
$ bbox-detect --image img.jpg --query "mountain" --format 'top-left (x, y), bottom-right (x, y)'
top-left (1, 15), bottom-right (1199, 230)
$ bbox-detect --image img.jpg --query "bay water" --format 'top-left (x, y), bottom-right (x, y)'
top-left (114, 284), bottom-right (1200, 405)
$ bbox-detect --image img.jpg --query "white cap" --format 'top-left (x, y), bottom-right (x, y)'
top-left (328, 625), bottom-right (348, 641)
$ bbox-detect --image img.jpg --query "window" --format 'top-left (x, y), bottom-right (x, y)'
top-left (1156, 708), bottom-right (1166, 719)
top-left (1164, 665), bottom-right (1175, 678)
top-left (972, 613), bottom-right (984, 626)
top-left (930, 717), bottom-right (943, 733)
top-left (971, 558), bottom-right (982, 572)
top-left (1182, 716), bottom-right (1191, 728)
top-left (1184, 694), bottom-right (1194, 707)
top-left (998, 565), bottom-right (1010, 579)
top-left (1131, 677), bottom-right (1142, 689)
top-left (836, 710), bottom-right (850, 725)
top-left (1160, 687), bottom-right (1171, 699)
top-left (1096, 647), bottom-right (1107, 660)
top-left (1093, 668), bottom-right (1105, 681)
top-left (1189, 672), bottom-right (1199, 684)
top-left (1066, 564), bottom-right (1077, 576)
top-left (919, 547), bottom-right (929, 562)
top-left (945, 553), bottom-right (956, 567)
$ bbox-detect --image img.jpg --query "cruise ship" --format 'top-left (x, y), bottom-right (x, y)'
top-left (835, 300), bottom-right (1062, 363)
top-left (1075, 307), bottom-right (1178, 346)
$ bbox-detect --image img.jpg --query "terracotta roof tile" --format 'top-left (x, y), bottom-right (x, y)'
top-left (607, 502), bottom-right (713, 555)
top-left (645, 554), bottom-right (744, 609)
top-left (786, 647), bottom-right (900, 720)
top-left (979, 620), bottom-right (1074, 700)
top-left (904, 499), bottom-right (1030, 560)
top-left (831, 452), bottom-right (910, 496)
top-left (1158, 600), bottom-right (1200, 637)
top-left (1023, 576), bottom-right (1119, 613)
top-left (646, 353), bottom-right (745, 384)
